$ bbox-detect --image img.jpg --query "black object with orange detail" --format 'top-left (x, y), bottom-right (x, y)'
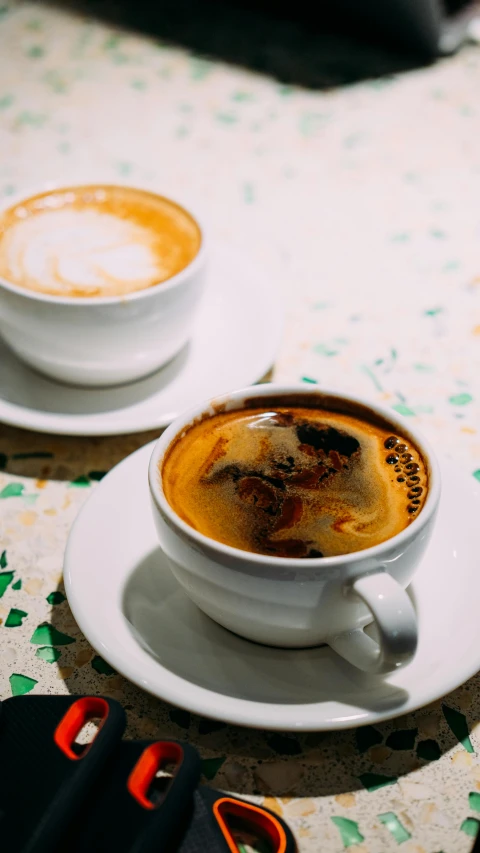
top-left (0, 695), bottom-right (126, 852)
top-left (0, 694), bottom-right (297, 853)
top-left (64, 738), bottom-right (202, 853)
top-left (177, 785), bottom-right (297, 853)
top-left (63, 737), bottom-right (296, 853)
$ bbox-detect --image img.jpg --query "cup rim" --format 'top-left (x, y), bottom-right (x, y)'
top-left (0, 181), bottom-right (207, 306)
top-left (148, 383), bottom-right (441, 568)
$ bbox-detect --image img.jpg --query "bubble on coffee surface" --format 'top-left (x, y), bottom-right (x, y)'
top-left (0, 185), bottom-right (201, 297)
top-left (162, 408), bottom-right (429, 558)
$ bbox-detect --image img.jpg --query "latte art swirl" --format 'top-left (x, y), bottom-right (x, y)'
top-left (0, 186), bottom-right (201, 297)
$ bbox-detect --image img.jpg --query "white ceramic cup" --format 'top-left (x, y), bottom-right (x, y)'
top-left (149, 385), bottom-right (441, 674)
top-left (0, 185), bottom-right (207, 387)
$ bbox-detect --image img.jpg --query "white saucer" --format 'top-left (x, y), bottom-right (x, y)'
top-left (64, 443), bottom-right (480, 731)
top-left (0, 245), bottom-right (282, 436)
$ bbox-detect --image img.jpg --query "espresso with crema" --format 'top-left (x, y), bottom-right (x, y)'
top-left (162, 406), bottom-right (428, 558)
top-left (0, 185), bottom-right (201, 298)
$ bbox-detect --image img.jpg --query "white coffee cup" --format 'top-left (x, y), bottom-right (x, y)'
top-left (148, 385), bottom-right (441, 675)
top-left (0, 185), bottom-right (207, 387)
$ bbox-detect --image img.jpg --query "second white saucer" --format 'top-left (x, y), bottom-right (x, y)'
top-left (64, 442), bottom-right (480, 731)
top-left (0, 244), bottom-right (283, 436)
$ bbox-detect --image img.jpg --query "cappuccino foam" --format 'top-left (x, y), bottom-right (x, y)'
top-left (0, 185), bottom-right (201, 297)
top-left (162, 407), bottom-right (428, 558)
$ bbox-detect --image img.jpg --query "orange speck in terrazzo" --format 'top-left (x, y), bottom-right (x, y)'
top-left (57, 666), bottom-right (74, 679)
top-left (43, 508), bottom-right (57, 516)
top-left (18, 511), bottom-right (37, 526)
top-left (335, 793), bottom-right (356, 808)
top-left (473, 325), bottom-right (480, 336)
top-left (262, 797), bottom-right (284, 816)
top-left (35, 479), bottom-right (48, 489)
top-left (75, 648), bottom-right (93, 667)
top-left (461, 427), bottom-right (476, 434)
top-left (369, 746), bottom-right (391, 763)
top-left (452, 752), bottom-right (474, 768)
top-left (24, 578), bottom-right (44, 595)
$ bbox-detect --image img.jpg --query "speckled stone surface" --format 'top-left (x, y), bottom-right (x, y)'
top-left (1, 2), bottom-right (480, 850)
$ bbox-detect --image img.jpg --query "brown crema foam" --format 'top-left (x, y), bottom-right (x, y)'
top-left (162, 405), bottom-right (428, 558)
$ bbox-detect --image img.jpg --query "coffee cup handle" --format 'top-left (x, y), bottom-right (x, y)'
top-left (329, 571), bottom-right (418, 675)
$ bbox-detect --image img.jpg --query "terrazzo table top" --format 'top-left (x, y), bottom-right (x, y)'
top-left (1, 2), bottom-right (480, 850)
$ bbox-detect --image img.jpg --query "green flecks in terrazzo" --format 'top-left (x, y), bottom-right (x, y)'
top-left (15, 111), bottom-right (47, 128)
top-left (358, 772), bottom-right (397, 791)
top-left (430, 228), bottom-right (447, 240)
top-left (355, 725), bottom-right (383, 753)
top-left (69, 476), bottom-right (90, 487)
top-left (43, 70), bottom-right (68, 94)
top-left (46, 591), bottom-right (65, 605)
top-left (0, 571), bottom-right (14, 597)
top-left (444, 260), bottom-right (461, 272)
top-left (0, 549), bottom-right (7, 568)
top-left (12, 451), bottom-right (53, 460)
top-left (469, 792), bottom-right (480, 813)
top-left (243, 182), bottom-right (255, 204)
top-left (103, 33), bottom-right (122, 51)
top-left (392, 403), bottom-right (415, 416)
top-left (361, 365), bottom-right (383, 392)
top-left (26, 18), bottom-right (42, 30)
top-left (442, 705), bottom-right (474, 753)
top-left (449, 393), bottom-right (473, 406)
top-left (11, 579), bottom-right (21, 590)
top-left (386, 729), bottom-right (418, 751)
top-left (35, 646), bottom-right (61, 664)
top-left (414, 363), bottom-right (435, 372)
top-left (198, 718), bottom-right (227, 735)
top-left (176, 126), bottom-right (189, 139)
top-left (232, 91), bottom-right (253, 102)
top-left (216, 112), bottom-right (237, 125)
top-left (314, 343), bottom-right (339, 357)
top-left (299, 113), bottom-right (328, 137)
top-left (424, 307), bottom-right (443, 317)
top-left (9, 673), bottom-right (37, 696)
top-left (0, 483), bottom-right (24, 498)
top-left (131, 79), bottom-right (147, 90)
top-left (22, 494), bottom-right (39, 506)
top-left (378, 812), bottom-right (411, 843)
top-left (5, 608), bottom-right (28, 627)
top-left (201, 756), bottom-right (226, 781)
top-left (391, 232), bottom-right (410, 243)
top-left (343, 132), bottom-right (363, 149)
top-left (461, 818), bottom-right (480, 838)
top-left (169, 708), bottom-right (191, 729)
top-left (266, 734), bottom-right (302, 756)
top-left (0, 94), bottom-right (13, 110)
top-left (30, 623), bottom-right (75, 646)
top-left (416, 740), bottom-right (442, 761)
top-left (1, 184), bottom-right (14, 196)
top-left (301, 377), bottom-right (318, 384)
top-left (331, 817), bottom-right (364, 847)
top-left (91, 655), bottom-right (115, 675)
top-left (117, 162), bottom-right (133, 177)
top-left (58, 141), bottom-right (70, 154)
top-left (189, 59), bottom-right (212, 80)
top-left (473, 470), bottom-right (480, 482)
top-left (26, 45), bottom-right (45, 59)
